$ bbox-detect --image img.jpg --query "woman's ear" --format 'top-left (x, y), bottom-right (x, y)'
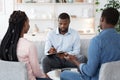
top-left (21, 21), bottom-right (27, 34)
top-left (24, 20), bottom-right (29, 33)
top-left (20, 20), bottom-right (29, 37)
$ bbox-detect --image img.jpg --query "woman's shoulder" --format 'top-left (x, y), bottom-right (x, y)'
top-left (18, 38), bottom-right (35, 47)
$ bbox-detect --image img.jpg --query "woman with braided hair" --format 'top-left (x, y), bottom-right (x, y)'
top-left (0, 10), bottom-right (52, 80)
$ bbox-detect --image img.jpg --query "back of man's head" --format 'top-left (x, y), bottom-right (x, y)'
top-left (101, 7), bottom-right (119, 25)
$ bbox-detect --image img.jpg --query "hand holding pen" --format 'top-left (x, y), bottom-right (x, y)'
top-left (48, 45), bottom-right (57, 55)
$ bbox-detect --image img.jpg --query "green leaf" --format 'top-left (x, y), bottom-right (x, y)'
top-left (96, 0), bottom-right (120, 33)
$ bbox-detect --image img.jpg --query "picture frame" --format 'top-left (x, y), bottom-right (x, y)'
top-left (0, 0), bottom-right (5, 14)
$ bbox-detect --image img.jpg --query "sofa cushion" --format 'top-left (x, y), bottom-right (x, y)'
top-left (34, 39), bottom-right (91, 63)
top-left (99, 61), bottom-right (120, 80)
top-left (80, 39), bottom-right (90, 57)
top-left (34, 41), bottom-right (45, 63)
top-left (0, 60), bottom-right (28, 80)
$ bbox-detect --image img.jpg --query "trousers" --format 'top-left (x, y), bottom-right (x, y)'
top-left (42, 54), bottom-right (87, 73)
top-left (60, 70), bottom-right (90, 80)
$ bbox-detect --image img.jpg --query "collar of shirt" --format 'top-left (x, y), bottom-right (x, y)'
top-left (100, 28), bottom-right (116, 35)
top-left (55, 28), bottom-right (72, 35)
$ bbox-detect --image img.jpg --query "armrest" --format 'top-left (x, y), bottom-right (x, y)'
top-left (99, 61), bottom-right (120, 80)
top-left (0, 60), bottom-right (28, 80)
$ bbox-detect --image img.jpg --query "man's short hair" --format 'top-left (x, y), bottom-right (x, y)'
top-left (58, 13), bottom-right (70, 20)
top-left (101, 7), bottom-right (119, 25)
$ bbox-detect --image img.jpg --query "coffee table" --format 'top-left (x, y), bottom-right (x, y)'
top-left (47, 68), bottom-right (78, 80)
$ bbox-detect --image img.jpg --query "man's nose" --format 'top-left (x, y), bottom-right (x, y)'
top-left (61, 24), bottom-right (65, 28)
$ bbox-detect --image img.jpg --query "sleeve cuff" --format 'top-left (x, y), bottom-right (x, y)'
top-left (79, 63), bottom-right (85, 74)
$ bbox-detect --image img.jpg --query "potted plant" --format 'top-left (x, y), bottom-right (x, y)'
top-left (95, 0), bottom-right (120, 33)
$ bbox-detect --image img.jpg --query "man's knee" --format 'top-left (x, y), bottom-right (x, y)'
top-left (42, 56), bottom-right (51, 73)
top-left (60, 71), bottom-right (72, 80)
top-left (60, 71), bottom-right (67, 80)
top-left (42, 56), bottom-right (49, 65)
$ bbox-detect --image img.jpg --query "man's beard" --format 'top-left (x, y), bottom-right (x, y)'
top-left (59, 28), bottom-right (68, 33)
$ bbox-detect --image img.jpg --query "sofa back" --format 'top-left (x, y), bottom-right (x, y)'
top-left (0, 38), bottom-right (91, 63)
top-left (80, 39), bottom-right (90, 57)
top-left (0, 60), bottom-right (28, 80)
top-left (34, 39), bottom-right (91, 63)
top-left (99, 61), bottom-right (120, 80)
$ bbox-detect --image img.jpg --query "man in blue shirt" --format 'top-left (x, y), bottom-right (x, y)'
top-left (60, 8), bottom-right (120, 80)
top-left (42, 13), bottom-right (87, 78)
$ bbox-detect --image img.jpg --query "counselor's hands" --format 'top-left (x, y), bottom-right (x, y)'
top-left (48, 46), bottom-right (80, 67)
top-left (64, 54), bottom-right (77, 62)
top-left (48, 47), bottom-right (57, 55)
top-left (57, 52), bottom-right (68, 59)
top-left (64, 54), bottom-right (81, 67)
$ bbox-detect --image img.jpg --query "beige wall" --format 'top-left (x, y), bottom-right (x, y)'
top-left (0, 0), bottom-right (14, 39)
top-left (94, 0), bottom-right (107, 34)
top-left (0, 0), bottom-right (107, 39)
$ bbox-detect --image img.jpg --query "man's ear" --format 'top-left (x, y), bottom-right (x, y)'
top-left (100, 17), bottom-right (104, 22)
top-left (101, 17), bottom-right (105, 23)
top-left (69, 20), bottom-right (70, 23)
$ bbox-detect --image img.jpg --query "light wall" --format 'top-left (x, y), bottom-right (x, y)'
top-left (94, 0), bottom-right (107, 34)
top-left (0, 0), bottom-right (107, 39)
top-left (0, 0), bottom-right (14, 39)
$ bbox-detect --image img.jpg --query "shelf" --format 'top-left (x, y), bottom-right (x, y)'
top-left (16, 2), bottom-right (94, 5)
top-left (54, 2), bottom-right (94, 5)
top-left (24, 32), bottom-right (96, 42)
top-left (30, 18), bottom-right (55, 21)
top-left (15, 0), bottom-right (95, 34)
top-left (71, 17), bottom-right (94, 20)
top-left (29, 17), bottom-right (94, 20)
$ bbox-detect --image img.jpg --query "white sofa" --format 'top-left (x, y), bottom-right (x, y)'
top-left (0, 38), bottom-right (91, 80)
top-left (99, 61), bottom-right (120, 80)
top-left (1, 38), bottom-right (120, 80)
top-left (0, 60), bottom-right (28, 80)
top-left (34, 38), bottom-right (91, 63)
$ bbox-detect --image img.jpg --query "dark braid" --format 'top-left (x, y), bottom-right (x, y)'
top-left (0, 10), bottom-right (28, 61)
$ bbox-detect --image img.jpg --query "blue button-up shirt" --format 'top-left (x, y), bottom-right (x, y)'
top-left (45, 28), bottom-right (80, 55)
top-left (80, 28), bottom-right (120, 80)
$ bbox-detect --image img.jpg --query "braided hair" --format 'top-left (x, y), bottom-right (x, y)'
top-left (0, 10), bottom-right (28, 61)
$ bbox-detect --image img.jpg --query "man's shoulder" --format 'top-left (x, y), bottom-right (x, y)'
top-left (69, 28), bottom-right (79, 34)
top-left (70, 28), bottom-right (76, 31)
top-left (91, 35), bottom-right (102, 44)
